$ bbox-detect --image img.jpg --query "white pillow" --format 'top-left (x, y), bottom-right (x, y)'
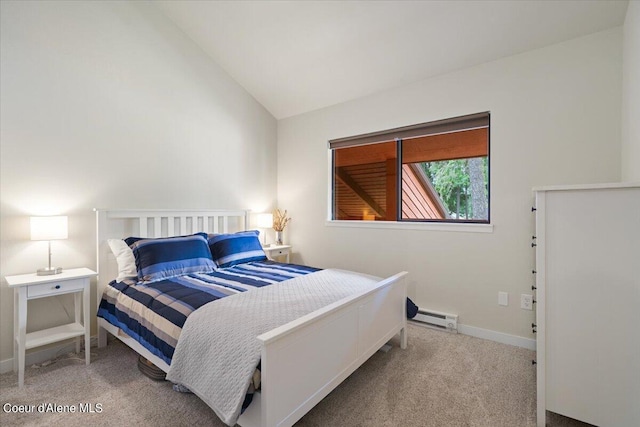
top-left (107, 239), bottom-right (137, 281)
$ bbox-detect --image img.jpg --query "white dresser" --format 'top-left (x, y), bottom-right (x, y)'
top-left (534, 183), bottom-right (640, 427)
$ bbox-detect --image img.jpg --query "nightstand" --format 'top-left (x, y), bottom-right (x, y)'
top-left (5, 267), bottom-right (97, 387)
top-left (263, 244), bottom-right (292, 263)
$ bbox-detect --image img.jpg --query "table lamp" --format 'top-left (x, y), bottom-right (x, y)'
top-left (30, 215), bottom-right (68, 275)
top-left (256, 213), bottom-right (273, 246)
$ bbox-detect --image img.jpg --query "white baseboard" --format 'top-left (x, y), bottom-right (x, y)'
top-left (1, 359), bottom-right (13, 374)
top-left (408, 320), bottom-right (536, 350)
top-left (457, 323), bottom-right (536, 350)
top-left (0, 337), bottom-right (97, 374)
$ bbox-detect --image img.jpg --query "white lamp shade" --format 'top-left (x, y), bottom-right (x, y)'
top-left (256, 213), bottom-right (273, 228)
top-left (30, 216), bottom-right (68, 241)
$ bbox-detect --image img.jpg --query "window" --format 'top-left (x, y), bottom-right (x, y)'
top-left (330, 112), bottom-right (489, 223)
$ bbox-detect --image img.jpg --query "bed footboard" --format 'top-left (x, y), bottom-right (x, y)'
top-left (238, 271), bottom-right (408, 427)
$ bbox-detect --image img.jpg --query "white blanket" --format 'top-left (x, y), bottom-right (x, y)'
top-left (166, 268), bottom-right (380, 426)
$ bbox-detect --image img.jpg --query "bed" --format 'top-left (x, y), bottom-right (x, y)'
top-left (95, 209), bottom-right (408, 427)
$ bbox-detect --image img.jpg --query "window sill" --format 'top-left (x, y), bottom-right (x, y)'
top-left (325, 220), bottom-right (493, 233)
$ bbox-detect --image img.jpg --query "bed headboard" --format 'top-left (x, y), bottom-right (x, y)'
top-left (94, 208), bottom-right (250, 309)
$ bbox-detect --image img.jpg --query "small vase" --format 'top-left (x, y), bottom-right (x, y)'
top-left (275, 231), bottom-right (283, 245)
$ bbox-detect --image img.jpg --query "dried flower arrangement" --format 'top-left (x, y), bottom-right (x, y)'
top-left (272, 208), bottom-right (291, 232)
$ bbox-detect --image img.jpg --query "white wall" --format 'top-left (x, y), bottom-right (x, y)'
top-left (0, 1), bottom-right (277, 363)
top-left (622, 1), bottom-right (640, 181)
top-left (277, 29), bottom-right (622, 340)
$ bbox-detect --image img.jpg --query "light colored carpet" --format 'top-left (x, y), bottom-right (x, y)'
top-left (0, 324), bottom-right (588, 426)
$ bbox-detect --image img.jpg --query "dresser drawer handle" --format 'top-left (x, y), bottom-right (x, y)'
top-left (54, 285), bottom-right (61, 289)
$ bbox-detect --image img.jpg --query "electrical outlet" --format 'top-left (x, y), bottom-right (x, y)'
top-left (521, 294), bottom-right (533, 310)
top-left (498, 292), bottom-right (508, 306)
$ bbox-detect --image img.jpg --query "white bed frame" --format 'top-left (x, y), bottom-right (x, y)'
top-left (95, 209), bottom-right (408, 427)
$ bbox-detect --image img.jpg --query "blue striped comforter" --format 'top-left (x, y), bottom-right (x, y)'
top-left (97, 260), bottom-right (321, 365)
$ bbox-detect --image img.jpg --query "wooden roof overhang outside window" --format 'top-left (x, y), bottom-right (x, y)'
top-left (330, 113), bottom-right (489, 221)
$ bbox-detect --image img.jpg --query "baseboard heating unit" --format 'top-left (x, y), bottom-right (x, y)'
top-left (411, 309), bottom-right (458, 333)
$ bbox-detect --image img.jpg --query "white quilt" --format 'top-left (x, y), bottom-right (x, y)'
top-left (166, 268), bottom-right (380, 426)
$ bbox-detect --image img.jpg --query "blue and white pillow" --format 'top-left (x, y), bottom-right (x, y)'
top-left (129, 234), bottom-right (216, 283)
top-left (208, 230), bottom-right (267, 268)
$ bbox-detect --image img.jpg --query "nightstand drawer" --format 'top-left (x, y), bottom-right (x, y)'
top-left (271, 249), bottom-right (289, 257)
top-left (27, 278), bottom-right (86, 298)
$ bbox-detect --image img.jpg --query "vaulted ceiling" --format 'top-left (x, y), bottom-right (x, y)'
top-left (155, 1), bottom-right (628, 119)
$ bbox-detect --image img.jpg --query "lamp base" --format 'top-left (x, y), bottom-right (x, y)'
top-left (37, 267), bottom-right (62, 276)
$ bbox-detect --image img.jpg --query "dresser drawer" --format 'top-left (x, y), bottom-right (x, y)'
top-left (27, 278), bottom-right (86, 298)
top-left (271, 249), bottom-right (289, 257)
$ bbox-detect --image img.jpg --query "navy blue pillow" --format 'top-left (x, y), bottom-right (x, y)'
top-left (125, 232), bottom-right (208, 248)
top-left (208, 230), bottom-right (267, 268)
top-left (129, 234), bottom-right (216, 283)
top-left (406, 297), bottom-right (418, 319)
